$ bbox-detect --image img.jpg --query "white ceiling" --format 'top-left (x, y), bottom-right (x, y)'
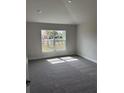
top-left (26, 0), bottom-right (97, 24)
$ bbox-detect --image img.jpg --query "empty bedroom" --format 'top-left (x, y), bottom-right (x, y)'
top-left (26, 0), bottom-right (97, 93)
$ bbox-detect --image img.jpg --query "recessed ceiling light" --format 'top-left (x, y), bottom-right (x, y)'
top-left (68, 0), bottom-right (72, 3)
top-left (37, 10), bottom-right (42, 14)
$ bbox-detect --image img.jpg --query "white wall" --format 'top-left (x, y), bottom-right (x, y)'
top-left (77, 19), bottom-right (97, 63)
top-left (27, 22), bottom-right (77, 60)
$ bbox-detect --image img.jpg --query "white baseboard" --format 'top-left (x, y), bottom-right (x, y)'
top-left (82, 56), bottom-right (97, 63)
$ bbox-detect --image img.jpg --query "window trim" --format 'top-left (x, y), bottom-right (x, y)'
top-left (41, 29), bottom-right (66, 53)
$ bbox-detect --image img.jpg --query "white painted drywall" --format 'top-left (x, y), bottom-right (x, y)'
top-left (26, 0), bottom-right (97, 24)
top-left (77, 19), bottom-right (97, 63)
top-left (26, 22), bottom-right (77, 60)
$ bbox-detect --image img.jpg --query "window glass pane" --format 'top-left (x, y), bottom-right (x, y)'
top-left (55, 30), bottom-right (66, 50)
top-left (41, 30), bottom-right (54, 52)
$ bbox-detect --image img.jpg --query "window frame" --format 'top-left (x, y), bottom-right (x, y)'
top-left (41, 29), bottom-right (66, 53)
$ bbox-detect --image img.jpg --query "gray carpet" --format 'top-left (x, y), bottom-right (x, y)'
top-left (29, 56), bottom-right (97, 93)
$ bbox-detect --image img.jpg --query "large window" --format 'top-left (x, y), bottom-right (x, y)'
top-left (41, 30), bottom-right (66, 52)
